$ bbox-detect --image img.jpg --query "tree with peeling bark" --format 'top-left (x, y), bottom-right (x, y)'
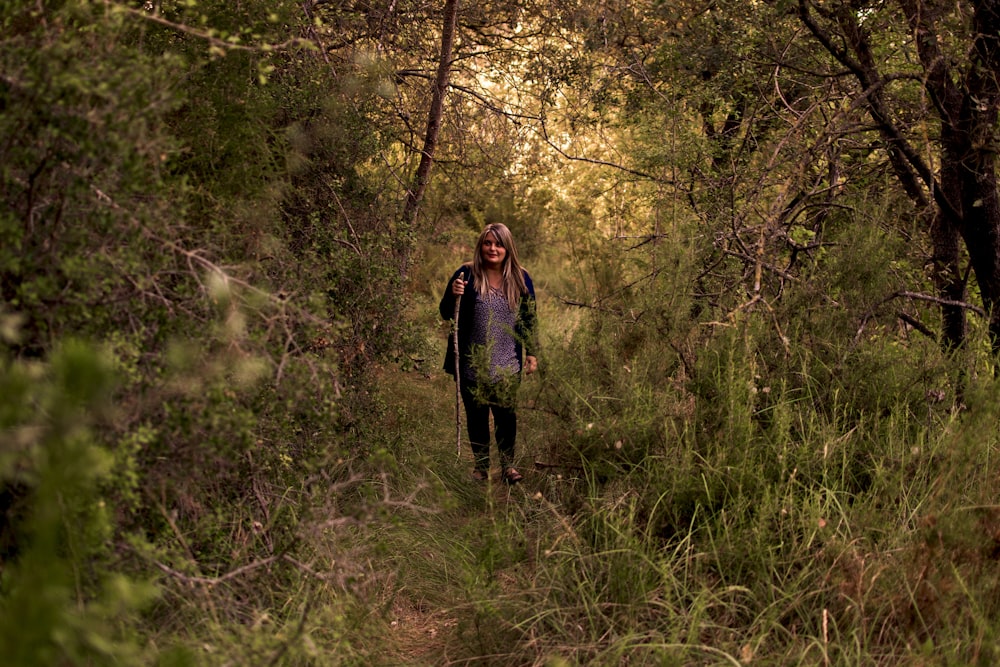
top-left (541, 0), bottom-right (1000, 370)
top-left (795, 0), bottom-right (1000, 355)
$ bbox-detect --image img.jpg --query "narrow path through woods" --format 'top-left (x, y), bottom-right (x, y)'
top-left (376, 365), bottom-right (545, 665)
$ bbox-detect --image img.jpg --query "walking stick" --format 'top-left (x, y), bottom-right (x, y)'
top-left (452, 270), bottom-right (466, 458)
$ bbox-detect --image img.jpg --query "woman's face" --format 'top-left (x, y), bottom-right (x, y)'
top-left (480, 231), bottom-right (506, 269)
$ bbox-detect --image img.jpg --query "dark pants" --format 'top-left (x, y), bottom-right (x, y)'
top-left (461, 380), bottom-right (518, 472)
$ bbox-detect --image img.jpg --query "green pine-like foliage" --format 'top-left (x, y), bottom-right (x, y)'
top-left (5, 0), bottom-right (1000, 665)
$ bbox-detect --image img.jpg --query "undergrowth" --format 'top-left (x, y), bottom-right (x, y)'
top-left (7, 241), bottom-right (995, 667)
top-left (337, 270), bottom-right (1000, 667)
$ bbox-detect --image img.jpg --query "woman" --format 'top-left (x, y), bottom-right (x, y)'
top-left (439, 223), bottom-right (538, 484)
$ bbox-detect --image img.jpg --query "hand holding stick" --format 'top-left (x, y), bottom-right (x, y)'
top-left (452, 272), bottom-right (466, 457)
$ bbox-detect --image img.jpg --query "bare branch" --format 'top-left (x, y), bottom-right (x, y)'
top-left (537, 117), bottom-right (662, 182)
top-left (855, 290), bottom-right (986, 343)
top-left (111, 3), bottom-right (314, 53)
top-left (153, 556), bottom-right (281, 586)
top-left (893, 290), bottom-right (985, 316)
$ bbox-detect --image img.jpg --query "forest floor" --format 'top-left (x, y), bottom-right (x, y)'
top-left (375, 365), bottom-right (547, 666)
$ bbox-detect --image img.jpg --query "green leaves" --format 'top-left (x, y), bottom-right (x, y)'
top-left (0, 341), bottom-right (159, 666)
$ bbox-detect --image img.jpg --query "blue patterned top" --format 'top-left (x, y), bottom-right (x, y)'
top-left (439, 266), bottom-right (537, 381)
top-left (465, 285), bottom-right (520, 382)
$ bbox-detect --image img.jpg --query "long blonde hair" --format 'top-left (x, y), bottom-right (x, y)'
top-left (471, 223), bottom-right (527, 312)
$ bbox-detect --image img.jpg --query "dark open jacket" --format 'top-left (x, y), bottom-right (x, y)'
top-left (439, 265), bottom-right (537, 378)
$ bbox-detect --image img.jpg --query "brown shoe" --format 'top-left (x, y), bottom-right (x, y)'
top-left (471, 469), bottom-right (489, 482)
top-left (503, 467), bottom-right (523, 484)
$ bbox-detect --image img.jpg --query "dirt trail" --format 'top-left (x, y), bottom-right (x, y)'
top-left (377, 367), bottom-right (539, 665)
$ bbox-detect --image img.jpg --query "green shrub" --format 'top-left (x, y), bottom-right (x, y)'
top-left (0, 340), bottom-right (163, 666)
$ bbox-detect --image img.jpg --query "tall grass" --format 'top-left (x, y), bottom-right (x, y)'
top-left (169, 229), bottom-right (1000, 665)
top-left (343, 269), bottom-right (1000, 666)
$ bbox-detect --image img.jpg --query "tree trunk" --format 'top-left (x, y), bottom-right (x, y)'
top-left (800, 0), bottom-right (1000, 354)
top-left (399, 0), bottom-right (460, 274)
top-left (959, 0), bottom-right (1000, 354)
top-left (931, 133), bottom-right (967, 350)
